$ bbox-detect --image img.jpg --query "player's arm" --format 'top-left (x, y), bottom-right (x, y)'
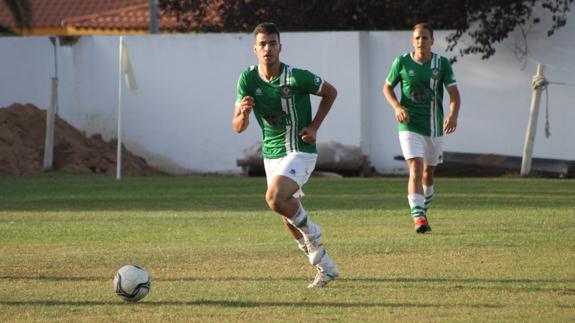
top-left (299, 81), bottom-right (337, 144)
top-left (232, 96), bottom-right (254, 133)
top-left (443, 85), bottom-right (461, 134)
top-left (383, 82), bottom-right (409, 124)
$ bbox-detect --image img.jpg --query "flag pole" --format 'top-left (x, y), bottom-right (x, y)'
top-left (116, 36), bottom-right (124, 180)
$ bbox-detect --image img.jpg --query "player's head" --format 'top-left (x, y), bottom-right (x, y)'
top-left (413, 23), bottom-right (434, 39)
top-left (412, 23), bottom-right (434, 55)
top-left (253, 22), bottom-right (282, 66)
top-left (253, 22), bottom-right (280, 42)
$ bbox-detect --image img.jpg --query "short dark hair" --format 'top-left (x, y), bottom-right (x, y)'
top-left (253, 22), bottom-right (280, 41)
top-left (413, 23), bottom-right (434, 38)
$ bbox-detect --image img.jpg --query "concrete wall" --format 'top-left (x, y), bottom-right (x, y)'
top-left (1, 13), bottom-right (574, 174)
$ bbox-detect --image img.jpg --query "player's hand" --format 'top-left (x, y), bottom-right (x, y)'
top-left (444, 115), bottom-right (458, 134)
top-left (394, 106), bottom-right (409, 123)
top-left (240, 96), bottom-right (254, 115)
top-left (299, 127), bottom-right (317, 144)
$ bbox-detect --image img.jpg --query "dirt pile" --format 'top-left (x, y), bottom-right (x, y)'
top-left (0, 103), bottom-right (163, 176)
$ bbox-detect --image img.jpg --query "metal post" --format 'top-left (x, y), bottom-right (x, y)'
top-left (43, 37), bottom-right (58, 170)
top-left (149, 0), bottom-right (159, 34)
top-left (117, 37), bottom-right (124, 180)
top-left (43, 78), bottom-right (57, 170)
top-left (520, 64), bottom-right (545, 176)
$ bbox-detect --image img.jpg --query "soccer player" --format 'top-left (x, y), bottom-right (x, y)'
top-left (233, 22), bottom-right (339, 287)
top-left (383, 23), bottom-right (461, 233)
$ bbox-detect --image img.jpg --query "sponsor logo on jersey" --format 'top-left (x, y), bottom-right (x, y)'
top-left (263, 112), bottom-right (291, 127)
top-left (410, 85), bottom-right (432, 103)
top-left (289, 169), bottom-right (296, 175)
top-left (431, 68), bottom-right (440, 80)
top-left (255, 88), bottom-right (263, 96)
top-left (280, 85), bottom-right (292, 98)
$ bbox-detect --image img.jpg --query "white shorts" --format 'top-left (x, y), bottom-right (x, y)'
top-left (264, 152), bottom-right (317, 199)
top-left (399, 131), bottom-right (443, 166)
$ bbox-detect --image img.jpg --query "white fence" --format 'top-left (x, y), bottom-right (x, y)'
top-left (1, 20), bottom-right (574, 174)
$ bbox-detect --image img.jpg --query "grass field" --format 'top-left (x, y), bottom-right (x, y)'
top-left (0, 174), bottom-right (574, 322)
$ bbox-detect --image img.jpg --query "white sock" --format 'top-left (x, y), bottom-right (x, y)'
top-left (295, 237), bottom-right (307, 255)
top-left (316, 251), bottom-right (337, 274)
top-left (289, 205), bottom-right (308, 227)
top-left (423, 185), bottom-right (434, 208)
top-left (287, 204), bottom-right (320, 241)
top-left (408, 194), bottom-right (426, 218)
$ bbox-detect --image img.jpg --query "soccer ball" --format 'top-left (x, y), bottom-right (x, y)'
top-left (113, 264), bottom-right (151, 302)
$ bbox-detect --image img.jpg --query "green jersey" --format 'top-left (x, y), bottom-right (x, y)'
top-left (236, 63), bottom-right (323, 159)
top-left (386, 53), bottom-right (456, 137)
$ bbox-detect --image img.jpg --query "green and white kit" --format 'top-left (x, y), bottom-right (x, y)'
top-left (236, 63), bottom-right (324, 159)
top-left (386, 52), bottom-right (456, 137)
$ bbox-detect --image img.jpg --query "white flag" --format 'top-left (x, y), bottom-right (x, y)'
top-left (120, 38), bottom-right (138, 93)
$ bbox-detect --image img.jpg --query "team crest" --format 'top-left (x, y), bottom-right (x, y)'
top-left (408, 70), bottom-right (415, 77)
top-left (255, 88), bottom-right (263, 96)
top-left (314, 76), bottom-right (321, 85)
top-left (280, 85), bottom-right (292, 98)
top-left (431, 68), bottom-right (440, 80)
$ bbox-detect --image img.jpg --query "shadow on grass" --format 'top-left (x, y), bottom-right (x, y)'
top-left (2, 275), bottom-right (574, 286)
top-left (0, 299), bottom-right (505, 308)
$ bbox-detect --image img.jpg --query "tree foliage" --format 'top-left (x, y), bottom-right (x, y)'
top-left (447, 0), bottom-right (574, 61)
top-left (1, 0), bottom-right (31, 33)
top-left (159, 0), bottom-right (573, 61)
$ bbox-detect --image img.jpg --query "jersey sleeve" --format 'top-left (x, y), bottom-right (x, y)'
top-left (236, 70), bottom-right (249, 104)
top-left (386, 57), bottom-right (402, 87)
top-left (294, 69), bottom-right (324, 95)
top-left (442, 57), bottom-right (457, 87)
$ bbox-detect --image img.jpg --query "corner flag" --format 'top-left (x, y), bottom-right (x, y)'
top-left (120, 37), bottom-right (138, 93)
top-left (116, 36), bottom-right (138, 180)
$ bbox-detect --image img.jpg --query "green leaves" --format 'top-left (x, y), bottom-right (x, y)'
top-left (157, 0), bottom-right (573, 61)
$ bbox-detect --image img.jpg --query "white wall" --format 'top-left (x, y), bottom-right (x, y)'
top-left (1, 13), bottom-right (574, 174)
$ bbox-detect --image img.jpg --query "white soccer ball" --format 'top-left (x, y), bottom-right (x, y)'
top-left (113, 264), bottom-right (151, 302)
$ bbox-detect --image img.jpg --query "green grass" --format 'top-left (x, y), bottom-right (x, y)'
top-left (0, 174), bottom-right (574, 322)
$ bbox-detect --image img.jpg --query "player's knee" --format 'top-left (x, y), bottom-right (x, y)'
top-left (265, 190), bottom-right (282, 212)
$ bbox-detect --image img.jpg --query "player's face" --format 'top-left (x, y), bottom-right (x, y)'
top-left (254, 33), bottom-right (281, 66)
top-left (412, 28), bottom-right (433, 55)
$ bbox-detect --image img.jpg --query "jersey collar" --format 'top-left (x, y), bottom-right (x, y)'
top-left (257, 63), bottom-right (285, 83)
top-left (410, 52), bottom-right (435, 65)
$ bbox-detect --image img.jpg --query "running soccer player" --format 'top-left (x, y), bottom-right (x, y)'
top-left (383, 22), bottom-right (461, 233)
top-left (233, 22), bottom-right (339, 287)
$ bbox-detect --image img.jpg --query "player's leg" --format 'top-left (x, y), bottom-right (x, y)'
top-left (307, 252), bottom-right (339, 288)
top-left (423, 165), bottom-right (435, 213)
top-left (265, 175), bottom-right (300, 220)
top-left (421, 135), bottom-right (442, 224)
top-left (406, 157), bottom-right (427, 219)
top-left (265, 153), bottom-right (338, 287)
top-left (266, 175), bottom-right (325, 265)
top-left (282, 215), bottom-right (338, 288)
top-left (281, 216), bottom-right (307, 254)
top-left (265, 157), bottom-right (310, 255)
top-left (399, 131), bottom-right (430, 233)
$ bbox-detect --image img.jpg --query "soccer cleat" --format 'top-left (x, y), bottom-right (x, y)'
top-left (414, 216), bottom-right (432, 234)
top-left (307, 267), bottom-right (339, 288)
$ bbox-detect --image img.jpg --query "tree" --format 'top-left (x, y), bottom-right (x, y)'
top-left (1, 0), bottom-right (31, 33)
top-left (158, 0), bottom-right (573, 62)
top-left (447, 0), bottom-right (574, 62)
top-left (158, 0), bottom-right (466, 32)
